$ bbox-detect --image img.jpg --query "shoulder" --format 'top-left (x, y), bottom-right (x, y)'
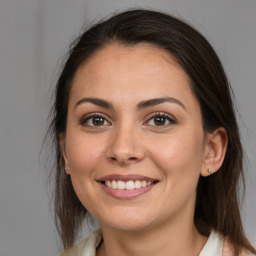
top-left (58, 229), bottom-right (102, 256)
top-left (222, 237), bottom-right (255, 256)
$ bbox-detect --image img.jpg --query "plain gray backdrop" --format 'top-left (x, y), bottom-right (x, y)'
top-left (0, 1), bottom-right (255, 255)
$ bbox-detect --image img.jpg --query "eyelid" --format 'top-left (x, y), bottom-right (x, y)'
top-left (79, 112), bottom-right (111, 126)
top-left (144, 112), bottom-right (177, 126)
top-left (79, 111), bottom-right (176, 127)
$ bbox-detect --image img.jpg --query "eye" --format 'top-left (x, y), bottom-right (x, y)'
top-left (80, 113), bottom-right (111, 127)
top-left (146, 112), bottom-right (176, 127)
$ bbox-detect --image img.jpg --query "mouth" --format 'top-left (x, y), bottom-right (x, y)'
top-left (97, 174), bottom-right (159, 199)
top-left (100, 180), bottom-right (158, 190)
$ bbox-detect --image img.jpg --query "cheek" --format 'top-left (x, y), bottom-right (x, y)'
top-left (147, 132), bottom-right (205, 214)
top-left (64, 133), bottom-right (107, 212)
top-left (148, 130), bottom-right (205, 178)
top-left (65, 132), bottom-right (106, 176)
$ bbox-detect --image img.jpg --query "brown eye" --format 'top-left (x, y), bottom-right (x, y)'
top-left (154, 116), bottom-right (167, 126)
top-left (146, 113), bottom-right (176, 127)
top-left (80, 114), bottom-right (110, 127)
top-left (92, 116), bottom-right (105, 126)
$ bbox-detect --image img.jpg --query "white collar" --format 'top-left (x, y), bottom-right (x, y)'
top-left (199, 230), bottom-right (223, 256)
top-left (62, 229), bottom-right (223, 256)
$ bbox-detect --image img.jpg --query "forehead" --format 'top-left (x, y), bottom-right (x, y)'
top-left (69, 43), bottom-right (198, 111)
top-left (75, 43), bottom-right (183, 78)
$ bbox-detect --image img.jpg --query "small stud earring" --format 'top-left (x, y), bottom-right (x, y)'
top-left (65, 166), bottom-right (70, 172)
top-left (208, 169), bottom-right (212, 174)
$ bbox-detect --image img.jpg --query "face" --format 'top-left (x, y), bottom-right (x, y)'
top-left (61, 44), bottom-right (210, 232)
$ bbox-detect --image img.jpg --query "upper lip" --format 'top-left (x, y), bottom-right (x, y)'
top-left (97, 174), bottom-right (158, 182)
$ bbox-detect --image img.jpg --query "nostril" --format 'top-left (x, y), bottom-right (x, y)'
top-left (128, 157), bottom-right (137, 161)
top-left (109, 156), bottom-right (138, 163)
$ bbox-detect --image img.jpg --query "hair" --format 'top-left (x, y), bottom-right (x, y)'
top-left (48, 9), bottom-right (256, 255)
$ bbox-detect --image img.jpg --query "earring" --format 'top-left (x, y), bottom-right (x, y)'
top-left (65, 166), bottom-right (70, 172)
top-left (208, 169), bottom-right (212, 174)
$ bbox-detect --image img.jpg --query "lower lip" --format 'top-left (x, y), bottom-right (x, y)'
top-left (98, 182), bottom-right (156, 199)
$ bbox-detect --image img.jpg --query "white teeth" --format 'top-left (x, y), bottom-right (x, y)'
top-left (106, 180), bottom-right (111, 187)
top-left (125, 181), bottom-right (135, 190)
top-left (117, 180), bottom-right (126, 189)
top-left (112, 180), bottom-right (118, 189)
top-left (135, 180), bottom-right (142, 189)
top-left (105, 180), bottom-right (153, 190)
top-left (141, 181), bottom-right (147, 187)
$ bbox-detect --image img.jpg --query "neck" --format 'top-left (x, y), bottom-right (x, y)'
top-left (97, 214), bottom-right (207, 256)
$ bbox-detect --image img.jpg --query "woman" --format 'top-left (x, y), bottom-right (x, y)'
top-left (48, 9), bottom-right (256, 256)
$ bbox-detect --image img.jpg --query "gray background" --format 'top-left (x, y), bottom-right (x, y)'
top-left (0, 1), bottom-right (255, 255)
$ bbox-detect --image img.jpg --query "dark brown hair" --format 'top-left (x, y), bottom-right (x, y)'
top-left (48, 9), bottom-right (255, 255)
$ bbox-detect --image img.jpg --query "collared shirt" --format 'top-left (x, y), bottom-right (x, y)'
top-left (58, 228), bottom-right (251, 256)
top-left (199, 230), bottom-right (223, 256)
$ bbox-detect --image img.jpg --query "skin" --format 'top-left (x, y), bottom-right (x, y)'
top-left (60, 43), bottom-right (227, 256)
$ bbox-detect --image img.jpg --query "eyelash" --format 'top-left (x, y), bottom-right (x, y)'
top-left (79, 113), bottom-right (110, 127)
top-left (145, 112), bottom-right (176, 127)
top-left (79, 112), bottom-right (176, 128)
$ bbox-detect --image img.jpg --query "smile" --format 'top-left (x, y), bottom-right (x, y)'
top-left (104, 180), bottom-right (154, 190)
top-left (97, 174), bottom-right (159, 199)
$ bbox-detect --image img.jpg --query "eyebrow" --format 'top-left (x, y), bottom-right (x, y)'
top-left (74, 97), bottom-right (113, 109)
top-left (74, 96), bottom-right (186, 111)
top-left (137, 97), bottom-right (186, 111)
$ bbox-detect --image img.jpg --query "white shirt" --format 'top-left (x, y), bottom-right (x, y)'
top-left (59, 229), bottom-right (224, 256)
top-left (199, 230), bottom-right (223, 256)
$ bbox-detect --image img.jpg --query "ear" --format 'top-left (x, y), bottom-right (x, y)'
top-left (201, 127), bottom-right (228, 177)
top-left (59, 133), bottom-right (70, 174)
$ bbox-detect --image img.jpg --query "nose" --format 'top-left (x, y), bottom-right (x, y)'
top-left (106, 123), bottom-right (145, 165)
